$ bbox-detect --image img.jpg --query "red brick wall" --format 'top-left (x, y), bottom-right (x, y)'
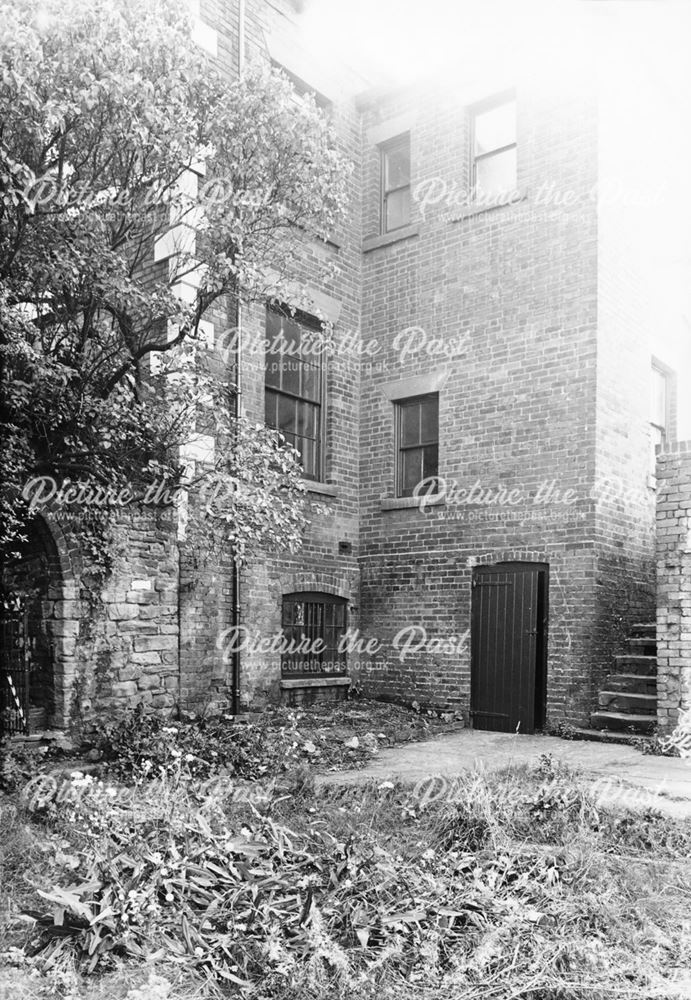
top-left (655, 441), bottom-right (691, 732)
top-left (354, 78), bottom-right (656, 726)
top-left (36, 1), bottom-right (665, 729)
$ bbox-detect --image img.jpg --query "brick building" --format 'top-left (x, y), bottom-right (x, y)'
top-left (228, 0), bottom-right (679, 732)
top-left (2, 0), bottom-right (684, 736)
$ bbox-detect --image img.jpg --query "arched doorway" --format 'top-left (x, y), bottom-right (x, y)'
top-left (1, 517), bottom-right (63, 734)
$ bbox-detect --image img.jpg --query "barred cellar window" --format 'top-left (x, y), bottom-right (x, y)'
top-left (281, 592), bottom-right (348, 677)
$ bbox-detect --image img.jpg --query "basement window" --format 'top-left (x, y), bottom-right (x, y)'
top-left (281, 592), bottom-right (348, 677)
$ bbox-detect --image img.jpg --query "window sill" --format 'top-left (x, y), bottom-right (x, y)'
top-left (450, 187), bottom-right (528, 223)
top-left (362, 224), bottom-right (420, 253)
top-left (281, 676), bottom-right (351, 689)
top-left (301, 480), bottom-right (339, 498)
top-left (380, 495), bottom-right (445, 511)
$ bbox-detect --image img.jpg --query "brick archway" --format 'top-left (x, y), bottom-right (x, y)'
top-left (284, 571), bottom-right (353, 602)
top-left (1, 513), bottom-right (81, 730)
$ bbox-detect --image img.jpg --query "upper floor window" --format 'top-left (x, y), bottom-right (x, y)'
top-left (265, 307), bottom-right (324, 481)
top-left (380, 133), bottom-right (411, 233)
top-left (281, 592), bottom-right (348, 677)
top-left (471, 93), bottom-right (517, 200)
top-left (651, 363), bottom-right (670, 463)
top-left (271, 60), bottom-right (332, 110)
top-left (396, 394), bottom-right (439, 497)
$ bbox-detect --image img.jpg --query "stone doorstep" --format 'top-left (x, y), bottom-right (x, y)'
top-left (8, 729), bottom-right (74, 750)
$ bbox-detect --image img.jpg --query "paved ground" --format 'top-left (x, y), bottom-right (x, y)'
top-left (319, 730), bottom-right (691, 818)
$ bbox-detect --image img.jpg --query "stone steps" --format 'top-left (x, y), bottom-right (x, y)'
top-left (590, 711), bottom-right (657, 734)
top-left (568, 726), bottom-right (653, 748)
top-left (589, 624), bottom-right (657, 736)
top-left (612, 655), bottom-right (657, 676)
top-left (597, 691), bottom-right (657, 714)
top-left (630, 623), bottom-right (656, 639)
top-left (605, 673), bottom-right (657, 694)
top-left (627, 637), bottom-right (657, 655)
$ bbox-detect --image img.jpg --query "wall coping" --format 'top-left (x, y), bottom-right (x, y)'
top-left (657, 439), bottom-right (691, 459)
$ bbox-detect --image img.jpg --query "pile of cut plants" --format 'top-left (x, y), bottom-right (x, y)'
top-left (261, 697), bottom-right (464, 771)
top-left (0, 698), bottom-right (462, 798)
top-left (92, 698), bottom-right (464, 780)
top-left (1, 741), bottom-right (690, 1000)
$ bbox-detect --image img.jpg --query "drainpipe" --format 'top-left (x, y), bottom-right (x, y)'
top-left (231, 298), bottom-right (242, 715)
top-left (231, 0), bottom-right (245, 715)
top-left (238, 0), bottom-right (245, 74)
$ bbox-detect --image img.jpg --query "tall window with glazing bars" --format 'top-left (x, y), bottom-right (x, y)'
top-left (264, 306), bottom-right (324, 481)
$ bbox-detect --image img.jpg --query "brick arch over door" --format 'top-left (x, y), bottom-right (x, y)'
top-left (470, 549), bottom-right (550, 568)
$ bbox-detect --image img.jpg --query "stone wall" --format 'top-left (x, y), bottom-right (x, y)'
top-left (656, 442), bottom-right (691, 732)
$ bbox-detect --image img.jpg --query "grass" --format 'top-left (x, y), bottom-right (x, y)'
top-left (1, 736), bottom-right (690, 999)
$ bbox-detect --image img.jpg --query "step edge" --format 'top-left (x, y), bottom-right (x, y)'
top-left (598, 691), bottom-right (657, 700)
top-left (590, 709), bottom-right (658, 719)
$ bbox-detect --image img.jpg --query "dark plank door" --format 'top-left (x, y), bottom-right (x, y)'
top-left (470, 563), bottom-right (547, 734)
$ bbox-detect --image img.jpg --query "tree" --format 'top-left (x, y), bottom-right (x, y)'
top-left (0, 0), bottom-right (350, 564)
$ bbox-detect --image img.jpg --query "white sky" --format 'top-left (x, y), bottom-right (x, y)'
top-left (299, 0), bottom-right (691, 435)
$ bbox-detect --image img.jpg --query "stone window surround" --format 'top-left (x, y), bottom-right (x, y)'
top-left (378, 369), bottom-right (449, 511)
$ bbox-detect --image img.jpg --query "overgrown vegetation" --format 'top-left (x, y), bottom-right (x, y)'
top-left (94, 699), bottom-right (465, 780)
top-left (1, 0), bottom-right (351, 566)
top-left (1, 735), bottom-right (690, 1000)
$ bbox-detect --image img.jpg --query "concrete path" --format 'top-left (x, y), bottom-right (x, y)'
top-left (319, 730), bottom-right (691, 819)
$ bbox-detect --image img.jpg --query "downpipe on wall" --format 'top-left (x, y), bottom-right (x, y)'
top-left (231, 0), bottom-right (245, 715)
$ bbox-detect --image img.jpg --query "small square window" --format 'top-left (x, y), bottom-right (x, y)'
top-left (396, 394), bottom-right (439, 498)
top-left (471, 93), bottom-right (517, 200)
top-left (380, 134), bottom-right (411, 233)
